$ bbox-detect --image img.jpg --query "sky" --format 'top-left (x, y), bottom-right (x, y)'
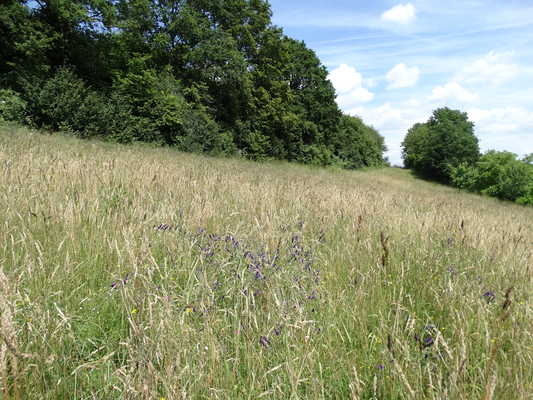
top-left (267, 0), bottom-right (533, 166)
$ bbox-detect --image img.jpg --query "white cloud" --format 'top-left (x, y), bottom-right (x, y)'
top-left (467, 106), bottom-right (533, 155)
top-left (329, 64), bottom-right (362, 94)
top-left (349, 102), bottom-right (427, 133)
top-left (386, 63), bottom-right (420, 89)
top-left (328, 64), bottom-right (374, 108)
top-left (380, 3), bottom-right (417, 26)
top-left (427, 82), bottom-right (479, 102)
top-left (452, 51), bottom-right (519, 85)
top-left (344, 102), bottom-right (430, 165)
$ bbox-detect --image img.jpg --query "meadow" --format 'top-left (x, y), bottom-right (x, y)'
top-left (0, 125), bottom-right (532, 399)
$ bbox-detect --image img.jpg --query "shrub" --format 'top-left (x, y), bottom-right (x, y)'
top-left (0, 88), bottom-right (30, 125)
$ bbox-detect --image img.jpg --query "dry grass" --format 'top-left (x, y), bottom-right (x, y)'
top-left (0, 125), bottom-right (532, 399)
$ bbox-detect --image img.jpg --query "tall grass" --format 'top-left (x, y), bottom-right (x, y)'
top-left (1, 125), bottom-right (532, 399)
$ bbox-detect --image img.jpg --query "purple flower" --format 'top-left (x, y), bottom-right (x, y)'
top-left (484, 291), bottom-right (495, 303)
top-left (260, 336), bottom-right (270, 348)
top-left (379, 365), bottom-right (384, 370)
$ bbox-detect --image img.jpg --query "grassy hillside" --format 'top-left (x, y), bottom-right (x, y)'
top-left (1, 125), bottom-right (532, 399)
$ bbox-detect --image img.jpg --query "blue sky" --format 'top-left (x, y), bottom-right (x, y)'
top-left (267, 0), bottom-right (533, 165)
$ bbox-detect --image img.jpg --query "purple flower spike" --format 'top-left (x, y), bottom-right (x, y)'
top-left (260, 336), bottom-right (270, 348)
top-left (484, 291), bottom-right (495, 303)
top-left (415, 333), bottom-right (419, 342)
top-left (274, 329), bottom-right (280, 335)
top-left (379, 365), bottom-right (384, 370)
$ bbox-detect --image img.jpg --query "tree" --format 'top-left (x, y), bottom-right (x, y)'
top-left (413, 107), bottom-right (480, 182)
top-left (1, 0), bottom-right (390, 169)
top-left (332, 115), bottom-right (385, 169)
top-left (401, 122), bottom-right (428, 169)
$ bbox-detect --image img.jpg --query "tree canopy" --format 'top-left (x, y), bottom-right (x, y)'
top-left (401, 107), bottom-right (480, 182)
top-left (0, 0), bottom-right (387, 170)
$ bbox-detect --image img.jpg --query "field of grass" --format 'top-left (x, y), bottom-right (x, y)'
top-left (1, 124), bottom-right (532, 399)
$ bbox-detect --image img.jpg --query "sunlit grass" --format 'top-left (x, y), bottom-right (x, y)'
top-left (0, 125), bottom-right (532, 399)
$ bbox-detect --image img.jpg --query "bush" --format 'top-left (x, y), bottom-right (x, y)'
top-left (0, 88), bottom-right (30, 125)
top-left (333, 115), bottom-right (385, 170)
top-left (448, 162), bottom-right (478, 192)
top-left (179, 109), bottom-right (230, 156)
top-left (471, 151), bottom-right (531, 201)
top-left (24, 67), bottom-right (109, 137)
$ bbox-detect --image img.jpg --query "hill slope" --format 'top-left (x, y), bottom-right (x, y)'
top-left (1, 125), bottom-right (532, 398)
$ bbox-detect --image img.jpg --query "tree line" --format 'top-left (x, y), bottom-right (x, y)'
top-left (0, 0), bottom-right (387, 169)
top-left (401, 107), bottom-right (533, 205)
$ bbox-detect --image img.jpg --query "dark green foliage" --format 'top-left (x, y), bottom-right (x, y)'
top-left (404, 109), bottom-right (533, 205)
top-left (24, 67), bottom-right (106, 136)
top-left (0, 88), bottom-right (29, 125)
top-left (420, 107), bottom-right (480, 181)
top-left (0, 0), bottom-right (387, 169)
top-left (333, 115), bottom-right (386, 169)
top-left (471, 151), bottom-right (531, 202)
top-left (401, 122), bottom-right (428, 169)
top-left (448, 162), bottom-right (478, 193)
top-left (403, 108), bottom-right (480, 182)
top-left (284, 38), bottom-right (341, 165)
top-left (447, 150), bottom-right (533, 205)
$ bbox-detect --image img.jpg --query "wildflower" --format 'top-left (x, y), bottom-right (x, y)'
top-left (484, 291), bottom-right (495, 303)
top-left (378, 365), bottom-right (384, 370)
top-left (132, 309), bottom-right (137, 314)
top-left (260, 336), bottom-right (270, 348)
